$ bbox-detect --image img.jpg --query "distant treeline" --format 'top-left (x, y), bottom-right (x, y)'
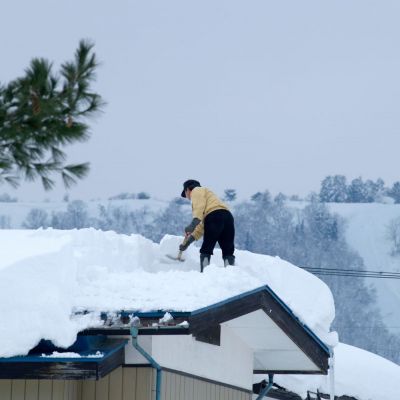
top-left (319, 175), bottom-right (400, 203)
top-left (19, 194), bottom-right (400, 365)
top-left (2, 175), bottom-right (400, 204)
top-left (224, 176), bottom-right (400, 204)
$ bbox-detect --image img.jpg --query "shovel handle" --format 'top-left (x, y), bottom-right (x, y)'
top-left (177, 235), bottom-right (190, 260)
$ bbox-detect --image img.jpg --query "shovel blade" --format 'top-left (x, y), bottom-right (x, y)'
top-left (165, 254), bottom-right (185, 262)
top-left (165, 246), bottom-right (185, 262)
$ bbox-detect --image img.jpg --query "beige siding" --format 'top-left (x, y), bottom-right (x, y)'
top-left (160, 369), bottom-right (250, 400)
top-left (95, 375), bottom-right (109, 400)
top-left (0, 380), bottom-right (82, 400)
top-left (52, 381), bottom-right (65, 400)
top-left (0, 379), bottom-right (12, 400)
top-left (81, 380), bottom-right (95, 400)
top-left (25, 380), bottom-right (39, 400)
top-left (122, 368), bottom-right (136, 400)
top-left (81, 367), bottom-right (154, 400)
top-left (38, 381), bottom-right (52, 400)
top-left (135, 367), bottom-right (153, 400)
top-left (65, 381), bottom-right (81, 400)
top-left (12, 380), bottom-right (26, 400)
top-left (0, 367), bottom-right (250, 400)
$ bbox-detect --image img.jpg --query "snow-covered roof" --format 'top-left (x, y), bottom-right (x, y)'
top-left (0, 229), bottom-right (336, 358)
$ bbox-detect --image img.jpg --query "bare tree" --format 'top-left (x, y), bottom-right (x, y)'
top-left (387, 217), bottom-right (400, 256)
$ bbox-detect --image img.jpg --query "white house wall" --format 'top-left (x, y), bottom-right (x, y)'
top-left (124, 335), bottom-right (153, 364)
top-left (226, 310), bottom-right (321, 372)
top-left (131, 325), bottom-right (254, 390)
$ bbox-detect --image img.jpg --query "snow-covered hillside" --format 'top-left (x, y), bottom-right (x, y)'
top-left (328, 203), bottom-right (400, 333)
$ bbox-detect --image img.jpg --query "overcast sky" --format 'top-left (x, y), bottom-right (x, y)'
top-left (2, 0), bottom-right (400, 201)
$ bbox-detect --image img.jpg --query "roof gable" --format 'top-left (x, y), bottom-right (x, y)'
top-left (189, 285), bottom-right (330, 374)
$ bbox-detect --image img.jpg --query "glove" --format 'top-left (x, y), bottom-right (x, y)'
top-left (179, 235), bottom-right (195, 251)
top-left (185, 218), bottom-right (201, 234)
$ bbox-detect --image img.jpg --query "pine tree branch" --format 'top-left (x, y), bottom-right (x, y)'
top-left (0, 40), bottom-right (104, 190)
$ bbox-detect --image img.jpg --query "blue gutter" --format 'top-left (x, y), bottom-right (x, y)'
top-left (256, 374), bottom-right (274, 399)
top-left (1, 337), bottom-right (127, 363)
top-left (130, 326), bottom-right (162, 400)
top-left (191, 285), bottom-right (330, 355)
top-left (100, 310), bottom-right (191, 322)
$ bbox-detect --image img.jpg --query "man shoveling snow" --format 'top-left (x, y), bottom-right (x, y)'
top-left (177, 179), bottom-right (236, 272)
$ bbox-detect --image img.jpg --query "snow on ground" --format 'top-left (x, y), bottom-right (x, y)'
top-left (328, 203), bottom-right (400, 334)
top-left (0, 228), bottom-right (336, 358)
top-left (256, 342), bottom-right (400, 400)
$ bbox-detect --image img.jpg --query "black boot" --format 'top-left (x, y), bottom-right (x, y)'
top-left (223, 255), bottom-right (235, 267)
top-left (200, 254), bottom-right (210, 272)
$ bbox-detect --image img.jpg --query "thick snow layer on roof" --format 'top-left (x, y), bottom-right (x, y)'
top-left (268, 342), bottom-right (400, 400)
top-left (0, 228), bottom-right (336, 357)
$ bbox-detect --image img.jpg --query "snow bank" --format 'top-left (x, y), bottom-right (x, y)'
top-left (271, 342), bottom-right (400, 400)
top-left (0, 228), bottom-right (336, 357)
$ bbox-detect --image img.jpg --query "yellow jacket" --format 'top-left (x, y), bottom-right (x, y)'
top-left (190, 187), bottom-right (230, 240)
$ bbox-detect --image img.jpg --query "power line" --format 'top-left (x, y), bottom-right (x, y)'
top-left (302, 266), bottom-right (400, 280)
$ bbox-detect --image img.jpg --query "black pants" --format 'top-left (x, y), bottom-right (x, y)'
top-left (200, 210), bottom-right (235, 258)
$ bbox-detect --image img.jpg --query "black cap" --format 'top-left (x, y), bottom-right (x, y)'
top-left (181, 179), bottom-right (201, 198)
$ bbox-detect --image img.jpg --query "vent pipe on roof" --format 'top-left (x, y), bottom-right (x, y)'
top-left (256, 373), bottom-right (274, 399)
top-left (130, 324), bottom-right (162, 400)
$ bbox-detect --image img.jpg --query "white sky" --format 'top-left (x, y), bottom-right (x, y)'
top-left (2, 0), bottom-right (400, 201)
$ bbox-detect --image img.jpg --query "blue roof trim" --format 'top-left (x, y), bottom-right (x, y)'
top-left (191, 285), bottom-right (330, 355)
top-left (0, 336), bottom-right (127, 364)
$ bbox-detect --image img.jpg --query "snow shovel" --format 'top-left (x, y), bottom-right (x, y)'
top-left (165, 236), bottom-right (189, 262)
